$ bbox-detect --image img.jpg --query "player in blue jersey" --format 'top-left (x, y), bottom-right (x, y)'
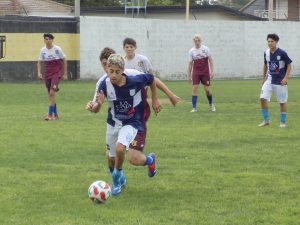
top-left (95, 54), bottom-right (161, 195)
top-left (87, 47), bottom-right (179, 186)
top-left (259, 34), bottom-right (292, 128)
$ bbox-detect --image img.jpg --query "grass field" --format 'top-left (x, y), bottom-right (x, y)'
top-left (0, 79), bottom-right (299, 225)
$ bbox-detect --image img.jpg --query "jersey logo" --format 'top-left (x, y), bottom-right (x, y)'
top-left (138, 61), bottom-right (144, 68)
top-left (269, 61), bottom-right (279, 74)
top-left (114, 99), bottom-right (135, 120)
top-left (277, 56), bottom-right (281, 60)
top-left (115, 101), bottom-right (132, 112)
top-left (131, 140), bottom-right (137, 147)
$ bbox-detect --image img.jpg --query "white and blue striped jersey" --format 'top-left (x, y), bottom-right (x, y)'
top-left (92, 69), bottom-right (144, 102)
top-left (264, 48), bottom-right (292, 85)
top-left (98, 72), bottom-right (154, 131)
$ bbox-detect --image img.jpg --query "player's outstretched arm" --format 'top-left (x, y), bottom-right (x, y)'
top-left (96, 90), bottom-right (105, 111)
top-left (149, 78), bottom-right (161, 115)
top-left (155, 78), bottom-right (180, 106)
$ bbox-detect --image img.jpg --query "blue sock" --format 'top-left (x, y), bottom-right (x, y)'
top-left (280, 112), bottom-right (287, 123)
top-left (261, 108), bottom-right (269, 121)
top-left (48, 105), bottom-right (55, 115)
top-left (192, 95), bottom-right (198, 108)
top-left (113, 168), bottom-right (122, 176)
top-left (53, 104), bottom-right (57, 115)
top-left (207, 95), bottom-right (213, 105)
top-left (144, 155), bottom-right (153, 166)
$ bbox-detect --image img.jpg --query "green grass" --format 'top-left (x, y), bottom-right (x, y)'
top-left (0, 79), bottom-right (299, 225)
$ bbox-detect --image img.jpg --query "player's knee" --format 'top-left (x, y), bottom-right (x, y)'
top-left (49, 90), bottom-right (55, 96)
top-left (115, 144), bottom-right (125, 155)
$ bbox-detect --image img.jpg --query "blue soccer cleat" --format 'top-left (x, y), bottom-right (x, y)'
top-left (148, 153), bottom-right (157, 177)
top-left (120, 172), bottom-right (127, 188)
top-left (111, 170), bottom-right (122, 196)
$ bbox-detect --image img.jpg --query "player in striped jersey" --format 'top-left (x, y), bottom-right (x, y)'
top-left (259, 34), bottom-right (292, 128)
top-left (37, 33), bottom-right (67, 121)
top-left (86, 47), bottom-right (179, 193)
top-left (95, 54), bottom-right (161, 195)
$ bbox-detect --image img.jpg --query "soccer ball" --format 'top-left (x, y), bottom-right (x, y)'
top-left (88, 180), bottom-right (111, 203)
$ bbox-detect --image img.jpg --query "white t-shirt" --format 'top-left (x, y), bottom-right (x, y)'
top-left (38, 45), bottom-right (65, 61)
top-left (125, 54), bottom-right (153, 73)
top-left (38, 45), bottom-right (66, 78)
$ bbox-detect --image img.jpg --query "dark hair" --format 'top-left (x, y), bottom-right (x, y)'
top-left (267, 33), bottom-right (279, 42)
top-left (43, 33), bottom-right (54, 39)
top-left (123, 38), bottom-right (136, 47)
top-left (99, 47), bottom-right (116, 61)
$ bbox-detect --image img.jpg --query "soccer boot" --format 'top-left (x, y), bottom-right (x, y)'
top-left (279, 122), bottom-right (286, 128)
top-left (190, 108), bottom-right (197, 113)
top-left (120, 172), bottom-right (127, 188)
top-left (148, 153), bottom-right (157, 177)
top-left (45, 114), bottom-right (54, 121)
top-left (111, 170), bottom-right (122, 196)
top-left (210, 104), bottom-right (216, 112)
top-left (258, 120), bottom-right (270, 127)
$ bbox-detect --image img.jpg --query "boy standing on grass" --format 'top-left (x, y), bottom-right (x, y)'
top-left (37, 33), bottom-right (67, 121)
top-left (188, 34), bottom-right (216, 113)
top-left (95, 54), bottom-right (161, 196)
top-left (259, 33), bottom-right (292, 128)
top-left (123, 37), bottom-right (180, 108)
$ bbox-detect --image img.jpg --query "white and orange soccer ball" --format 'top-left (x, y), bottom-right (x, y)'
top-left (88, 180), bottom-right (111, 203)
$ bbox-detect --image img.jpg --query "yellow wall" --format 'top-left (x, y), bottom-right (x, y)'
top-left (0, 33), bottom-right (79, 62)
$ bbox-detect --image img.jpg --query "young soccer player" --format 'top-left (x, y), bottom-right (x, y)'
top-left (123, 37), bottom-right (180, 107)
top-left (86, 47), bottom-right (178, 191)
top-left (188, 34), bottom-right (215, 112)
top-left (37, 33), bottom-right (67, 120)
top-left (95, 54), bottom-right (161, 195)
top-left (259, 33), bottom-right (292, 128)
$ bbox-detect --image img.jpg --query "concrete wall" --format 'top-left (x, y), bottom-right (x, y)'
top-left (80, 16), bottom-right (300, 80)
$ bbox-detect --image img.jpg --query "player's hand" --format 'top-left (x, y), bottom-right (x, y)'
top-left (86, 101), bottom-right (94, 111)
top-left (62, 74), bottom-right (68, 80)
top-left (210, 72), bottom-right (215, 79)
top-left (152, 98), bottom-right (162, 115)
top-left (281, 78), bottom-right (288, 86)
top-left (169, 95), bottom-right (180, 106)
top-left (38, 73), bottom-right (43, 80)
top-left (96, 91), bottom-right (105, 105)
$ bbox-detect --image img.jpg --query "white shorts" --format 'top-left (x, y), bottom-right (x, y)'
top-left (260, 80), bottom-right (288, 103)
top-left (106, 124), bottom-right (138, 157)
